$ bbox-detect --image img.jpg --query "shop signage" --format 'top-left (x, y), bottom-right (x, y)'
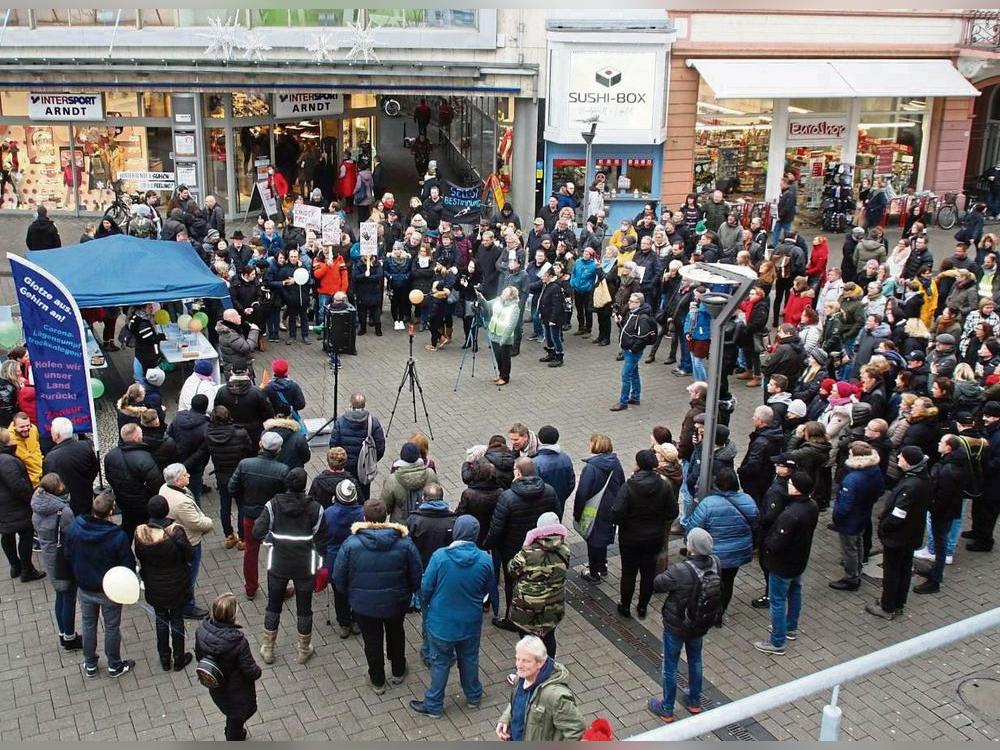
top-left (174, 134), bottom-right (196, 158)
top-left (876, 144), bottom-right (895, 174)
top-left (786, 116), bottom-right (849, 145)
top-left (565, 52), bottom-right (658, 130)
top-left (27, 93), bottom-right (104, 122)
top-left (117, 171), bottom-right (176, 191)
top-left (275, 93), bottom-right (344, 118)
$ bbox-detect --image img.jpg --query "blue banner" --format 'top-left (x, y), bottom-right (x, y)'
top-left (442, 181), bottom-right (482, 224)
top-left (8, 254), bottom-right (98, 447)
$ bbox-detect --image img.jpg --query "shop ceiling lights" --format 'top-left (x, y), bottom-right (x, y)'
top-left (697, 101), bottom-right (746, 116)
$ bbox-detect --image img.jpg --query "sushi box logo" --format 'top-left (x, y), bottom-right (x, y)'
top-left (569, 66), bottom-right (647, 105)
top-left (596, 67), bottom-right (622, 88)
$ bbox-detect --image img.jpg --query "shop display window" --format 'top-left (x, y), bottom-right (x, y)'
top-left (141, 93), bottom-right (171, 118)
top-left (106, 92), bottom-right (139, 118)
top-left (234, 125), bottom-right (270, 211)
top-left (552, 159), bottom-right (585, 196)
top-left (0, 124), bottom-right (71, 210)
top-left (785, 146), bottom-right (845, 211)
top-left (233, 93), bottom-right (271, 119)
top-left (0, 92), bottom-right (26, 117)
top-left (291, 9), bottom-right (359, 26)
top-left (856, 110), bottom-right (924, 193)
top-left (205, 128), bottom-right (228, 206)
top-left (787, 98), bottom-right (849, 114)
top-left (368, 9), bottom-right (477, 28)
top-left (204, 94), bottom-right (226, 120)
top-left (178, 10), bottom-right (240, 27)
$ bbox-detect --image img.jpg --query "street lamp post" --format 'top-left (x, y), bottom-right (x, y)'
top-left (581, 122), bottom-right (597, 221)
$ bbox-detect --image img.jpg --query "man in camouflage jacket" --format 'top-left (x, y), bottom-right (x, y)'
top-left (508, 512), bottom-right (570, 657)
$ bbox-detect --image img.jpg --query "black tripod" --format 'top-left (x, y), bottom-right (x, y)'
top-left (454, 302), bottom-right (500, 392)
top-left (387, 322), bottom-right (433, 438)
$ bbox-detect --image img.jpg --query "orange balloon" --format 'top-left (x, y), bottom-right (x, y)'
top-left (188, 318), bottom-right (204, 333)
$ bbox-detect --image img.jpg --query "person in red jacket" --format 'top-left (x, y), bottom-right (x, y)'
top-left (806, 236), bottom-right (829, 294)
top-left (782, 276), bottom-right (815, 327)
top-left (336, 157), bottom-right (357, 214)
top-left (313, 247), bottom-right (350, 312)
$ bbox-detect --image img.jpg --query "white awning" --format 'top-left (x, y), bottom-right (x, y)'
top-left (688, 58), bottom-right (979, 99)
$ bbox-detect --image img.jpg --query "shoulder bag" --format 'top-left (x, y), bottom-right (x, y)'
top-left (573, 472), bottom-right (613, 540)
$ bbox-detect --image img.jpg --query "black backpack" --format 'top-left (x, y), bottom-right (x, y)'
top-left (681, 557), bottom-right (723, 634)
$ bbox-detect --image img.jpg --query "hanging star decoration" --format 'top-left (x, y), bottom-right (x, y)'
top-left (344, 18), bottom-right (380, 65)
top-left (306, 31), bottom-right (338, 64)
top-left (241, 29), bottom-right (272, 62)
top-left (197, 14), bottom-right (242, 62)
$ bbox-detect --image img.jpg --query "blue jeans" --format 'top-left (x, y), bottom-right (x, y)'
top-left (679, 459), bottom-right (694, 524)
top-left (772, 219), bottom-right (792, 248)
top-left (661, 630), bottom-right (703, 713)
top-left (768, 573), bottom-right (802, 648)
top-left (531, 302), bottom-right (544, 338)
top-left (267, 307), bottom-right (281, 339)
top-left (679, 336), bottom-right (692, 373)
top-left (544, 323), bottom-right (564, 355)
top-left (691, 354), bottom-right (708, 383)
top-left (925, 500), bottom-right (966, 557)
top-left (132, 357), bottom-right (145, 383)
top-left (927, 517), bottom-right (950, 585)
top-left (317, 294), bottom-right (331, 316)
top-left (185, 544), bottom-right (202, 612)
top-left (188, 471), bottom-right (204, 505)
top-left (619, 351), bottom-right (642, 404)
top-left (988, 190), bottom-right (1000, 218)
top-left (218, 482), bottom-right (235, 537)
top-left (79, 588), bottom-right (123, 670)
top-left (423, 631), bottom-right (483, 714)
top-left (55, 587), bottom-right (77, 636)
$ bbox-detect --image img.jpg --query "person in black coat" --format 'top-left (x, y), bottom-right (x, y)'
top-left (262, 403), bottom-right (311, 471)
top-left (134, 495), bottom-right (195, 672)
top-left (457, 458), bottom-right (503, 549)
top-left (42, 418), bottom-right (99, 517)
top-left (482, 436), bottom-right (515, 490)
top-left (573, 437), bottom-right (626, 583)
top-left (25, 205), bottom-right (61, 250)
top-left (611, 450), bottom-right (678, 619)
top-left (484, 456), bottom-right (559, 626)
top-left (737, 406), bottom-right (785, 506)
top-left (859, 365), bottom-right (888, 420)
top-left (195, 593), bottom-right (262, 741)
top-left (0, 433), bottom-right (40, 581)
top-left (915, 435), bottom-right (970, 594)
top-left (749, 457), bottom-right (793, 609)
top-left (762, 325), bottom-right (806, 388)
top-left (307, 447), bottom-right (358, 509)
top-left (195, 406), bottom-right (253, 545)
top-left (868, 446), bottom-right (932, 619)
top-left (406, 483), bottom-right (456, 571)
top-left (104, 423), bottom-right (163, 540)
top-left (536, 266), bottom-right (568, 367)
top-left (214, 372), bottom-right (274, 448)
top-left (351, 255), bottom-right (385, 336)
top-left (167, 395), bottom-right (210, 503)
top-left (841, 227), bottom-right (864, 284)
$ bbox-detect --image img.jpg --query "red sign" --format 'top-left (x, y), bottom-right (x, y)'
top-left (876, 145), bottom-right (895, 174)
top-left (552, 159), bottom-right (585, 168)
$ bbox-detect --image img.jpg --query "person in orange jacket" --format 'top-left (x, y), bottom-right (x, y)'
top-left (313, 247), bottom-right (350, 313)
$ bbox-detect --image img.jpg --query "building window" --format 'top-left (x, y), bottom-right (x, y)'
top-left (0, 10), bottom-right (27, 25)
top-left (857, 109), bottom-right (925, 193)
top-left (0, 91), bottom-right (27, 116)
top-left (105, 92), bottom-right (139, 118)
top-left (204, 94), bottom-right (227, 119)
top-left (292, 9), bottom-right (358, 26)
top-left (250, 9), bottom-right (290, 27)
top-left (0, 124), bottom-right (71, 210)
top-left (34, 9), bottom-right (133, 26)
top-left (367, 9), bottom-right (477, 28)
top-left (139, 10), bottom-right (176, 27)
top-left (141, 93), bottom-right (171, 118)
top-left (178, 9), bottom-right (242, 26)
top-left (233, 93), bottom-right (271, 118)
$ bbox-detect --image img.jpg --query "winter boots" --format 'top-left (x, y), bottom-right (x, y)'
top-left (260, 628), bottom-right (277, 664)
top-left (296, 632), bottom-right (315, 664)
top-left (547, 353), bottom-right (564, 368)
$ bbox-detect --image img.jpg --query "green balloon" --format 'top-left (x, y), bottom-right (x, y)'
top-left (90, 378), bottom-right (105, 399)
top-left (0, 321), bottom-right (20, 349)
top-left (193, 312), bottom-right (209, 329)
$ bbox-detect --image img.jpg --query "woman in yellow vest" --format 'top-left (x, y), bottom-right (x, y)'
top-left (477, 286), bottom-right (521, 387)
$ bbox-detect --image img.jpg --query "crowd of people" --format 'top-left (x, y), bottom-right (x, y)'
top-left (7, 165), bottom-right (1000, 740)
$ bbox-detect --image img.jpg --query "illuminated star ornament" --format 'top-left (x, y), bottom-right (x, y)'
top-left (241, 29), bottom-right (272, 61)
top-left (344, 19), bottom-right (380, 65)
top-left (306, 31), bottom-right (338, 63)
top-left (197, 14), bottom-right (242, 62)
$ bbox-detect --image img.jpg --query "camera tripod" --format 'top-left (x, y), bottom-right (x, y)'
top-left (454, 302), bottom-right (500, 392)
top-left (386, 322), bottom-right (433, 438)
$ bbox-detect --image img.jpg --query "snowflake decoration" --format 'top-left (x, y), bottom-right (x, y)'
top-left (241, 29), bottom-right (272, 62)
top-left (197, 14), bottom-right (242, 62)
top-left (344, 19), bottom-right (380, 65)
top-left (306, 31), bottom-right (339, 63)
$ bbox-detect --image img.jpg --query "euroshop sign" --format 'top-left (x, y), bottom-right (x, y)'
top-left (786, 116), bottom-right (849, 145)
top-left (28, 93), bottom-right (104, 122)
top-left (565, 51), bottom-right (658, 129)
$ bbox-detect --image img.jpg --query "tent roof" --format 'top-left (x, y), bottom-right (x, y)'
top-left (24, 235), bottom-right (231, 309)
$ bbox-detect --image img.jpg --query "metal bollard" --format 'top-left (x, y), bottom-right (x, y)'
top-left (819, 684), bottom-right (842, 741)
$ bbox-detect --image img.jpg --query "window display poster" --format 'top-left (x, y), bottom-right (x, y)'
top-left (174, 133), bottom-right (196, 158)
top-left (175, 163), bottom-right (197, 188)
top-left (876, 145), bottom-right (895, 175)
top-left (321, 214), bottom-right (342, 246)
top-left (293, 203), bottom-right (322, 232)
top-left (359, 221), bottom-right (378, 256)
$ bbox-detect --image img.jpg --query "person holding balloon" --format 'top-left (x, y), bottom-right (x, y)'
top-left (63, 491), bottom-right (138, 678)
top-left (278, 249), bottom-right (313, 346)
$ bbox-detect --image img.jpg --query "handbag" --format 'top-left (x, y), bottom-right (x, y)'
top-left (196, 655), bottom-right (225, 689)
top-left (53, 509), bottom-right (74, 584)
top-left (593, 279), bottom-right (612, 309)
top-left (573, 473), bottom-right (613, 540)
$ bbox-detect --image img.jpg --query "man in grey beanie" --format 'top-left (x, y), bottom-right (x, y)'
top-left (647, 527), bottom-right (720, 722)
top-left (410, 515), bottom-right (498, 719)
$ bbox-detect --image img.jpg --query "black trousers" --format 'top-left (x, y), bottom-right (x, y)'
top-left (880, 547), bottom-right (914, 613)
top-left (333, 588), bottom-right (353, 627)
top-left (619, 540), bottom-right (661, 611)
top-left (492, 341), bottom-right (512, 380)
top-left (573, 291), bottom-right (592, 331)
top-left (587, 543), bottom-right (608, 576)
top-left (719, 566), bottom-right (739, 617)
top-left (595, 306), bottom-right (612, 344)
top-left (772, 277), bottom-right (793, 325)
top-left (357, 303), bottom-right (381, 331)
top-left (758, 556), bottom-right (770, 596)
top-left (264, 573), bottom-right (313, 634)
top-left (541, 629), bottom-right (557, 658)
top-left (154, 604), bottom-right (186, 661)
top-left (500, 552), bottom-right (516, 617)
top-left (389, 290), bottom-right (411, 322)
top-left (0, 527), bottom-right (34, 574)
top-left (355, 612), bottom-right (406, 687)
top-left (970, 493), bottom-right (999, 546)
top-left (224, 715), bottom-right (248, 741)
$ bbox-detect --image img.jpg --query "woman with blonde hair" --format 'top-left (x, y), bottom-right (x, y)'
top-left (756, 259), bottom-right (775, 297)
top-left (407, 431), bottom-right (436, 473)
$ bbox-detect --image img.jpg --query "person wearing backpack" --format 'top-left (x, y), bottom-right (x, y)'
top-left (647, 527), bottom-right (720, 722)
top-left (329, 392), bottom-right (386, 501)
top-left (380, 443), bottom-right (439, 524)
top-left (755, 472), bottom-right (819, 655)
top-left (770, 239), bottom-right (805, 327)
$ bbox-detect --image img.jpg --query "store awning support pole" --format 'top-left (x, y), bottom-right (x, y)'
top-left (107, 9), bottom-right (122, 58)
top-left (0, 10), bottom-right (11, 49)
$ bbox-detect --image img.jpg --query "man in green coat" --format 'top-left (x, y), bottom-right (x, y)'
top-left (496, 635), bottom-right (586, 742)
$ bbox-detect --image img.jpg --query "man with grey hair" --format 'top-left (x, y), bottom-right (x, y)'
top-left (42, 416), bottom-right (99, 516)
top-left (496, 635), bottom-right (585, 741)
top-left (738, 405), bottom-right (784, 506)
top-left (610, 292), bottom-right (656, 412)
top-left (159, 463), bottom-right (214, 618)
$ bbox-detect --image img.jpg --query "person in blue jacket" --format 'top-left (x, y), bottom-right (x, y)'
top-left (409, 515), bottom-right (498, 719)
top-left (333, 497), bottom-right (422, 695)
top-left (829, 442), bottom-right (884, 591)
top-left (532, 426), bottom-right (576, 520)
top-left (683, 467), bottom-right (758, 627)
top-left (573, 434), bottom-right (625, 583)
top-left (323, 478), bottom-right (365, 638)
top-left (683, 289), bottom-right (712, 383)
top-left (569, 247), bottom-right (598, 336)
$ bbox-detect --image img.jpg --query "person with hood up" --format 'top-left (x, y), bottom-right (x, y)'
top-left (262, 401), bottom-right (310, 471)
top-left (63, 491), bottom-right (136, 678)
top-left (253, 468), bottom-right (327, 666)
top-left (507, 511), bottom-right (570, 658)
top-left (379, 442), bottom-right (439, 524)
top-left (410, 514), bottom-right (498, 719)
top-left (104, 423), bottom-right (162, 540)
top-left (853, 229), bottom-right (887, 277)
top-left (31, 473), bottom-right (80, 649)
top-left (329, 392), bottom-right (386, 501)
top-left (611, 292), bottom-right (658, 412)
top-left (178, 360), bottom-right (220, 413)
top-left (333, 498), bottom-right (422, 695)
top-left (914, 434), bottom-right (970, 595)
top-left (573, 433), bottom-right (626, 583)
top-left (126, 303), bottom-right (165, 384)
top-left (763, 324), bottom-right (806, 390)
top-left (684, 467), bottom-right (758, 627)
top-left (214, 369), bottom-right (273, 447)
top-left (737, 405), bottom-right (784, 507)
top-left (867, 446), bottom-right (932, 620)
top-left (646, 527), bottom-right (719, 722)
top-left (322, 479), bottom-right (364, 638)
top-left (613, 450), bottom-right (678, 619)
top-left (532, 426), bottom-right (576, 520)
top-left (830, 443), bottom-right (885, 592)
top-left (195, 593), bottom-right (262, 741)
top-left (134, 495), bottom-right (196, 672)
top-left (199, 406), bottom-right (252, 550)
top-left (485, 457), bottom-right (559, 629)
top-left (754, 471), bottom-right (819, 655)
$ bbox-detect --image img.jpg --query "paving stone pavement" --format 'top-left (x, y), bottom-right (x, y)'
top-left (0, 212), bottom-right (998, 741)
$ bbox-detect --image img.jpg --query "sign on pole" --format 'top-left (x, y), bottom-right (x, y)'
top-left (321, 214), bottom-right (343, 246)
top-left (293, 203), bottom-right (322, 232)
top-left (359, 221), bottom-right (378, 256)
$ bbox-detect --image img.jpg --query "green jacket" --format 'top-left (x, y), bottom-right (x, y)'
top-left (499, 661), bottom-right (586, 742)
top-left (378, 462), bottom-right (438, 524)
top-left (508, 528), bottom-right (570, 636)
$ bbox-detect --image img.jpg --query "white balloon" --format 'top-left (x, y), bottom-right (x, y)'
top-left (293, 267), bottom-right (310, 285)
top-left (103, 566), bottom-right (140, 605)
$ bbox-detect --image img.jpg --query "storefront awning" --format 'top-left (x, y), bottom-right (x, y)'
top-left (688, 58), bottom-right (979, 99)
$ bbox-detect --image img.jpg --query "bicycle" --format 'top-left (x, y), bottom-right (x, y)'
top-left (935, 191), bottom-right (961, 230)
top-left (103, 180), bottom-right (136, 234)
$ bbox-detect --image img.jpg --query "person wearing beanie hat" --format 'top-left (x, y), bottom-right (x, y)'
top-left (865, 442), bottom-right (933, 620)
top-left (534, 426), bottom-right (576, 519)
top-left (612, 450), bottom-right (678, 619)
top-left (321, 479), bottom-right (365, 638)
top-left (646, 526), bottom-right (719, 722)
top-left (167, 391), bottom-right (212, 504)
top-left (409, 512), bottom-right (497, 719)
top-left (754, 470), bottom-right (819, 655)
top-left (145, 367), bottom-right (166, 388)
top-left (178, 360), bottom-right (221, 413)
top-left (262, 358), bottom-right (305, 422)
top-left (379, 442), bottom-right (438, 524)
